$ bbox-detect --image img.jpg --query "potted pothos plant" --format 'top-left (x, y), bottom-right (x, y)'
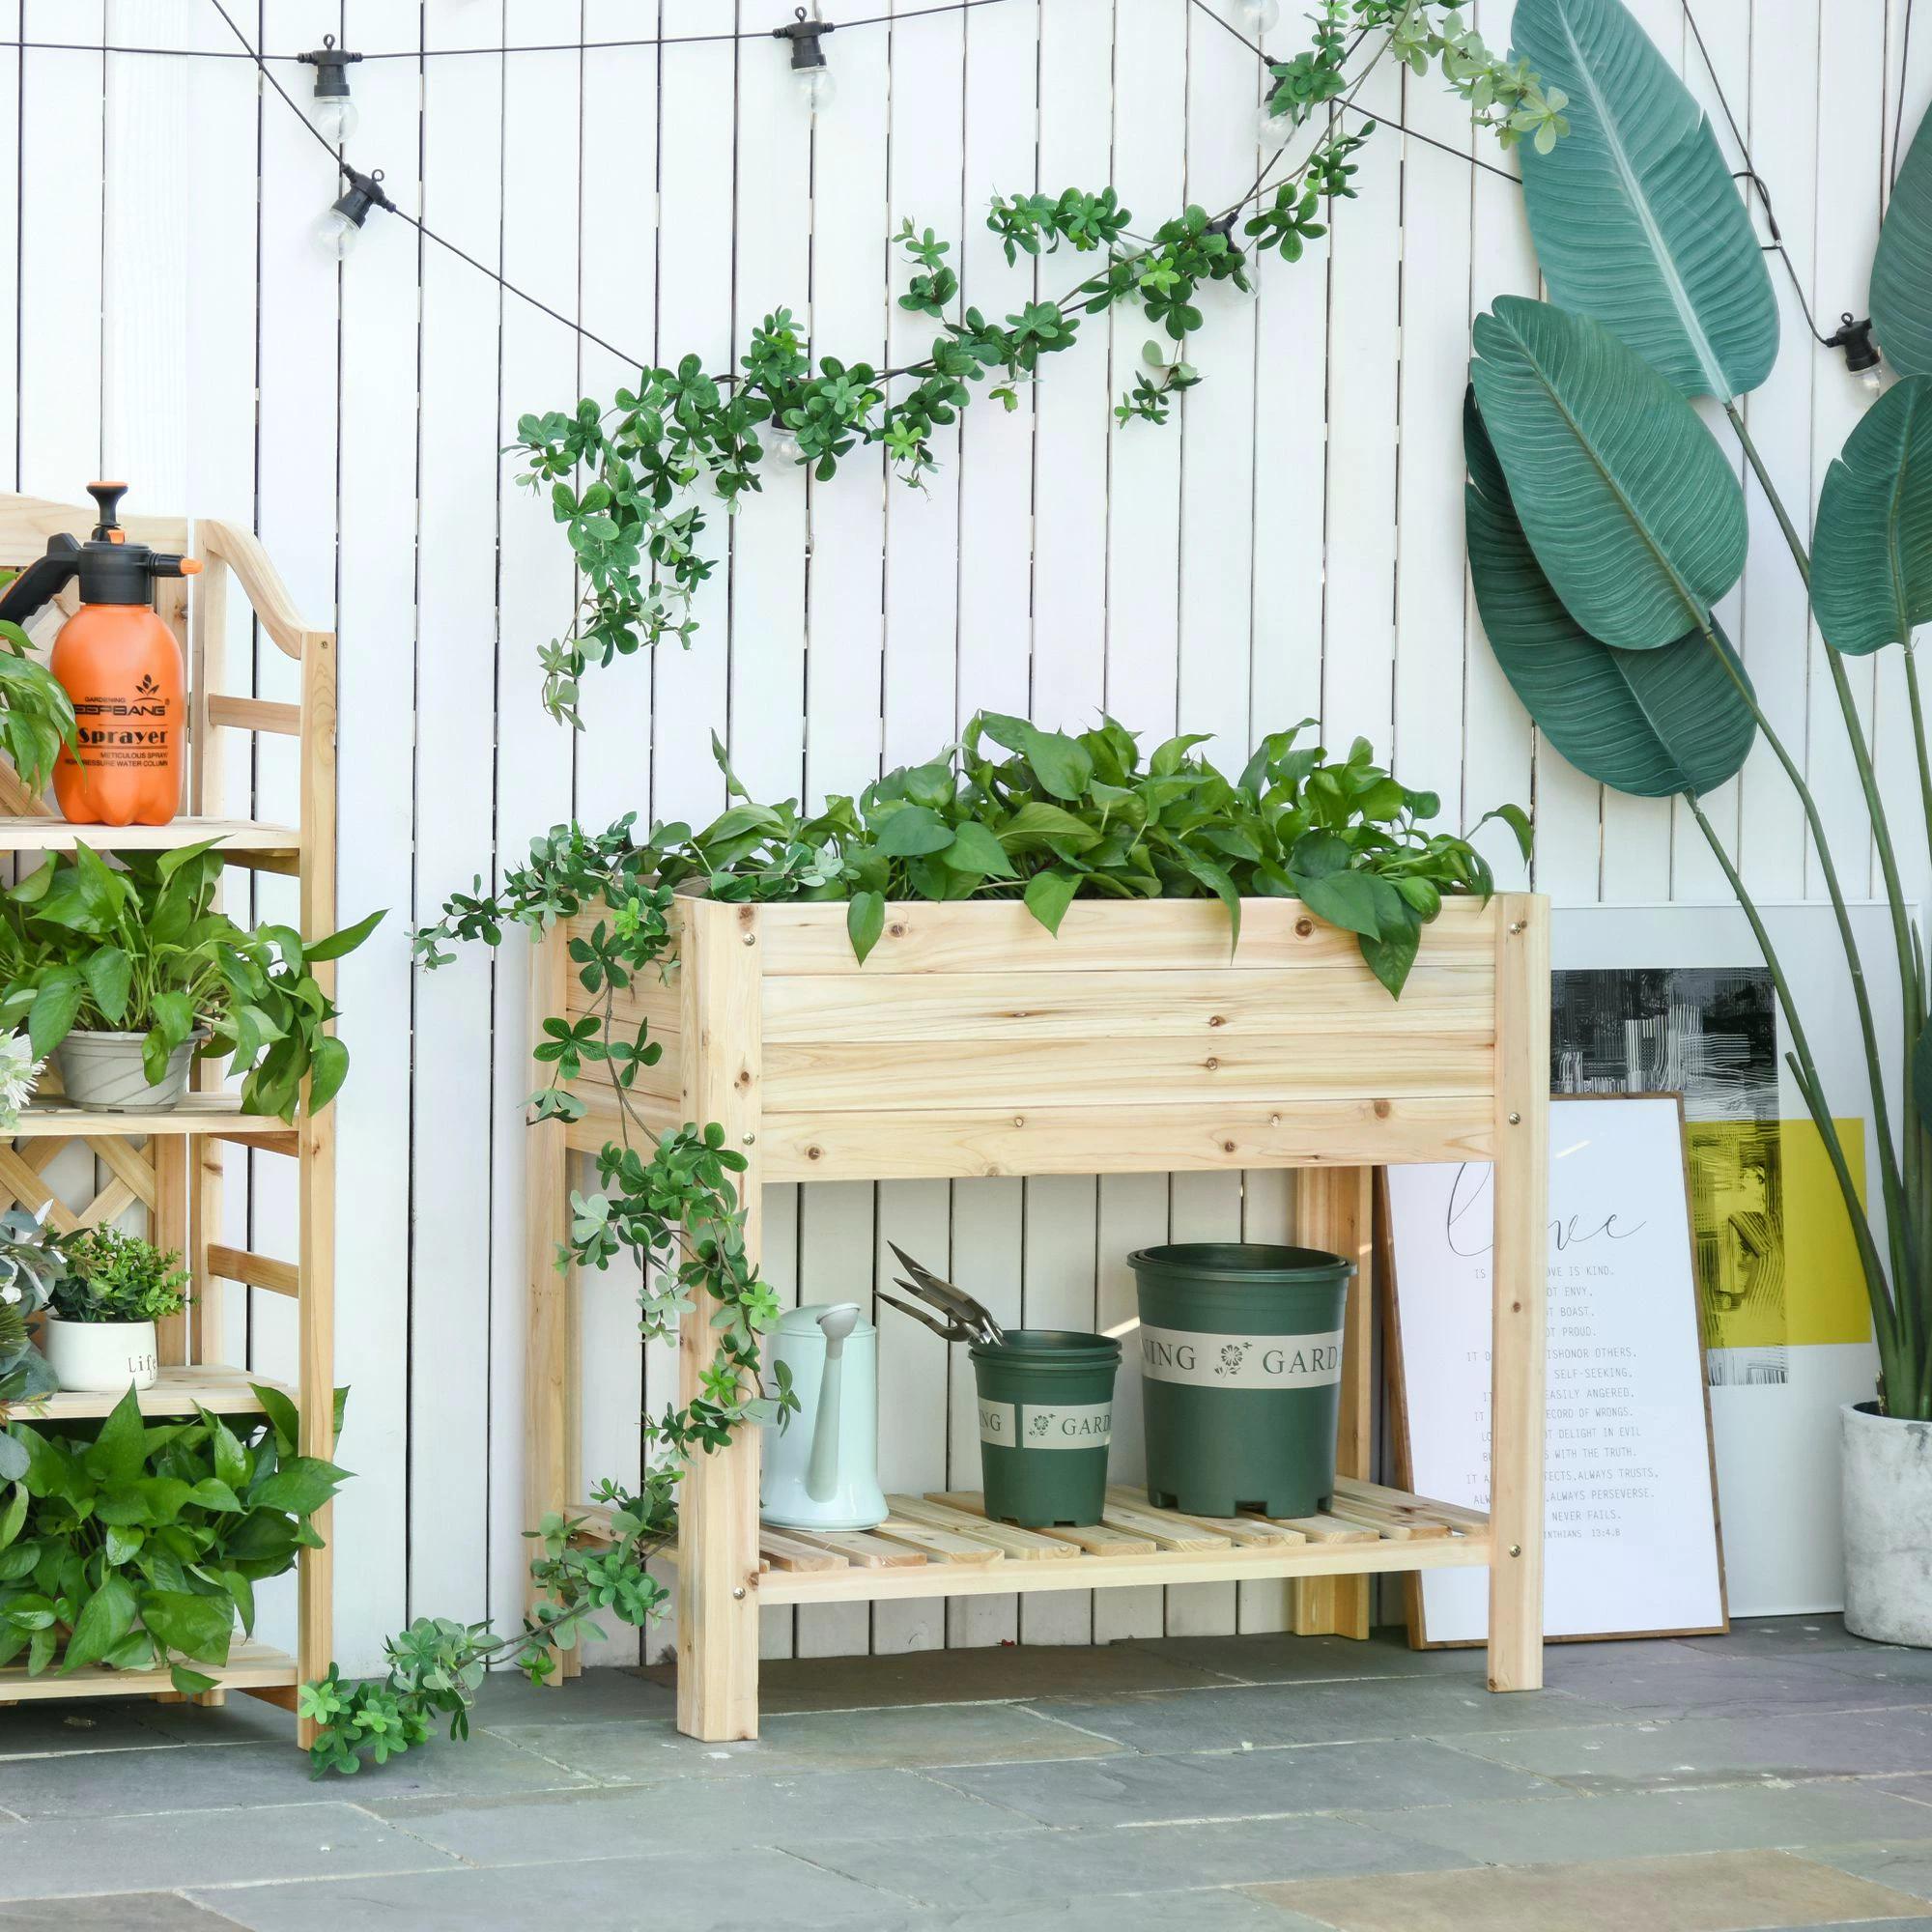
top-left (0, 1385), bottom-right (347, 1694)
top-left (0, 841), bottom-right (382, 1119)
top-left (1463, 0), bottom-right (1932, 1640)
top-left (37, 1229), bottom-right (188, 1397)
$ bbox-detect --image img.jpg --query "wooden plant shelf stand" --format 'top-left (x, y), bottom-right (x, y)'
top-left (0, 495), bottom-right (337, 1741)
top-left (528, 890), bottom-right (1549, 1743)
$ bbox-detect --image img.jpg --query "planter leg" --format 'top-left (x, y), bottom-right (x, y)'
top-left (1293, 1166), bottom-right (1374, 1641)
top-left (1487, 895), bottom-right (1547, 1691)
top-left (677, 899), bottom-right (764, 1742)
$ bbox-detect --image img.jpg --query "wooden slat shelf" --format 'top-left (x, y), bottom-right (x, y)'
top-left (10, 1094), bottom-right (293, 1142)
top-left (0, 815), bottom-right (299, 871)
top-left (578, 1484), bottom-right (1491, 1605)
top-left (19, 1366), bottom-right (296, 1421)
top-left (0, 1639), bottom-right (297, 1704)
top-left (0, 496), bottom-right (338, 1749)
top-left (530, 891), bottom-right (1551, 1743)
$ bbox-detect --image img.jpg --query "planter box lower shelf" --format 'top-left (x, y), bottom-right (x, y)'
top-left (0, 1639), bottom-right (298, 1705)
top-left (577, 1479), bottom-right (1490, 1605)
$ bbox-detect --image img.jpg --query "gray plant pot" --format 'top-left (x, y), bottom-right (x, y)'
top-left (52, 1030), bottom-right (196, 1112)
top-left (1843, 1399), bottom-right (1932, 1647)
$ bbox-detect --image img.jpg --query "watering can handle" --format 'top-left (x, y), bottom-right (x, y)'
top-left (804, 1304), bottom-right (858, 1504)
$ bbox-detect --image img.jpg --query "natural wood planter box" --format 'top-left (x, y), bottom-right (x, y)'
top-left (526, 891), bottom-right (1550, 1742)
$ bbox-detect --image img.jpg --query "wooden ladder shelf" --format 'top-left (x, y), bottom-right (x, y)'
top-left (0, 494), bottom-right (336, 1744)
top-left (528, 888), bottom-right (1549, 1742)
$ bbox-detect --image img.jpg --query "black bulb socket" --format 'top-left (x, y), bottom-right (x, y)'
top-left (298, 34), bottom-right (361, 101)
top-left (1827, 312), bottom-right (1881, 375)
top-left (773, 8), bottom-right (834, 71)
top-left (331, 165), bottom-right (392, 231)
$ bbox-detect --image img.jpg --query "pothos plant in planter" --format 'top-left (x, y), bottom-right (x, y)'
top-left (0, 1385), bottom-right (347, 1694)
top-left (1462, 0), bottom-right (1932, 1638)
top-left (0, 842), bottom-right (382, 1120)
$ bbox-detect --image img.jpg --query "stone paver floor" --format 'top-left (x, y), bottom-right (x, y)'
top-left (8, 1618), bottom-right (1932, 1928)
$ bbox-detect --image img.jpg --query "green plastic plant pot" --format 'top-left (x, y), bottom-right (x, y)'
top-left (969, 1329), bottom-right (1120, 1527)
top-left (1128, 1242), bottom-right (1354, 1518)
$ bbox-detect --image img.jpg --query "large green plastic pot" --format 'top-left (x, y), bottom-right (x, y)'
top-left (1128, 1242), bottom-right (1354, 1518)
top-left (970, 1329), bottom-right (1120, 1527)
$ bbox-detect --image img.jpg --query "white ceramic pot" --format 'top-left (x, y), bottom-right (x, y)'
top-left (52, 1030), bottom-right (195, 1112)
top-left (1843, 1399), bottom-right (1932, 1646)
top-left (41, 1315), bottom-right (159, 1394)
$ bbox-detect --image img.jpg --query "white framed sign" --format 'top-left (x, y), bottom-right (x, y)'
top-left (1386, 1094), bottom-right (1726, 1645)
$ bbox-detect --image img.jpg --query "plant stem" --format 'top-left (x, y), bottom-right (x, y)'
top-left (1689, 792), bottom-right (1905, 1401)
top-left (1723, 401), bottom-right (1923, 1349)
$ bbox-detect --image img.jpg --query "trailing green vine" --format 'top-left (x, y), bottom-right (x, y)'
top-left (301, 0), bottom-right (1559, 1776)
top-left (523, 0), bottom-right (1550, 725)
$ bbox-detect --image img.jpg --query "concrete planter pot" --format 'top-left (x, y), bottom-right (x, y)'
top-left (41, 1314), bottom-right (159, 1393)
top-left (1843, 1400), bottom-right (1932, 1646)
top-left (52, 1030), bottom-right (196, 1112)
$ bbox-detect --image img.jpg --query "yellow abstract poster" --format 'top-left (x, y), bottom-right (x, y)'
top-left (1686, 1120), bottom-right (1871, 1360)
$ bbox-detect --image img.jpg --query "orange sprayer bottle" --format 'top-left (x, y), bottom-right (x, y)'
top-left (0, 483), bottom-right (200, 826)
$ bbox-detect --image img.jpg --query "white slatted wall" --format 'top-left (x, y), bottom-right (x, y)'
top-left (9, 0), bottom-right (1920, 1673)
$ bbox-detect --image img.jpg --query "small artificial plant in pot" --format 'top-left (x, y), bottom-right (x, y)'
top-left (38, 1228), bottom-right (188, 1396)
top-left (1464, 0), bottom-right (1932, 1638)
top-left (0, 841), bottom-right (381, 1118)
top-left (0, 1208), bottom-right (70, 1426)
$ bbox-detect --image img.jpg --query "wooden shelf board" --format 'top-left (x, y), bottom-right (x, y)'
top-left (22, 1366), bottom-right (295, 1420)
top-left (0, 816), bottom-right (300, 862)
top-left (589, 1484), bottom-right (1492, 1606)
top-left (11, 1094), bottom-right (289, 1140)
top-left (0, 1639), bottom-right (296, 1703)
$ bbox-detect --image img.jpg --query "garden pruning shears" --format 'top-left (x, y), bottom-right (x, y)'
top-left (878, 1240), bottom-right (1005, 1348)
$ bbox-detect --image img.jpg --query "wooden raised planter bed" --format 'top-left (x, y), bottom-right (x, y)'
top-left (527, 889), bottom-right (1549, 1743)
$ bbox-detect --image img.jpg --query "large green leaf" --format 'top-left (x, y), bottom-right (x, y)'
top-left (1464, 393), bottom-right (1756, 798)
top-left (1874, 105), bottom-right (1932, 379)
top-left (1469, 297), bottom-right (1747, 650)
top-left (1812, 376), bottom-right (1932, 655)
top-left (1513, 0), bottom-right (1778, 399)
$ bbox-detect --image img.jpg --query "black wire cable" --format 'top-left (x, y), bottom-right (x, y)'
top-left (1682, 0), bottom-right (1833, 344)
top-left (1894, 0), bottom-right (1918, 189)
top-left (204, 0), bottom-right (651, 371)
top-left (1185, 0), bottom-right (1524, 185)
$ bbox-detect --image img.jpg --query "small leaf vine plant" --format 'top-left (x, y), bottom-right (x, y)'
top-left (520, 0), bottom-right (1553, 724)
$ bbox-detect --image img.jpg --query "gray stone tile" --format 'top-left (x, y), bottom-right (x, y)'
top-left (841, 1890), bottom-right (1318, 1931)
top-left (800, 1813), bottom-right (1479, 1910)
top-left (1331, 1780), bottom-right (1932, 1868)
top-left (923, 1737), bottom-right (1557, 1828)
top-left (647, 1641), bottom-right (1235, 1713)
top-left (0, 1700), bottom-right (185, 1758)
top-left (492, 1700), bottom-right (1120, 1781)
top-left (1673, 1615), bottom-right (1879, 1657)
top-left (1437, 1704), bottom-right (1932, 1794)
top-left (1538, 1642), bottom-right (1924, 1717)
top-left (360, 1764), bottom-right (1037, 1863)
top-left (1128, 1630), bottom-right (1478, 1686)
top-left (1804, 1839), bottom-right (1932, 1904)
top-left (187, 1847), bottom-right (901, 1931)
top-left (451, 1664), bottom-right (675, 1728)
top-left (0, 1803), bottom-right (456, 1900)
top-left (0, 1896), bottom-right (243, 1930)
top-left (1247, 1848), bottom-right (1932, 1932)
top-left (0, 1732), bottom-right (589, 1817)
top-left (1034, 1677), bottom-right (1624, 1752)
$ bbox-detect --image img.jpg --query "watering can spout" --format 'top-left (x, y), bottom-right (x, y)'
top-left (804, 1302), bottom-right (861, 1503)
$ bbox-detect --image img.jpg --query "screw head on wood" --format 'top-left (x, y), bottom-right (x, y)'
top-left (742, 1132), bottom-right (755, 1145)
top-left (731, 1586), bottom-right (747, 1601)
top-left (1509, 920), bottom-right (1525, 933)
top-left (1509, 1544), bottom-right (1522, 1558)
top-left (741, 931), bottom-right (756, 946)
top-left (1508, 1111), bottom-right (1521, 1124)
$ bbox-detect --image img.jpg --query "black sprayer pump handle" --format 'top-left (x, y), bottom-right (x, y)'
top-left (0, 536), bottom-right (81, 628)
top-left (86, 482), bottom-right (128, 538)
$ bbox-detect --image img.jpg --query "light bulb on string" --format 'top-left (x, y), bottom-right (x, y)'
top-left (1238, 0), bottom-right (1281, 32)
top-left (773, 7), bottom-right (837, 116)
top-left (1255, 97), bottom-right (1292, 152)
top-left (1825, 312), bottom-right (1884, 408)
top-left (298, 35), bottom-right (361, 148)
top-left (764, 422), bottom-right (804, 466)
top-left (313, 166), bottom-right (391, 261)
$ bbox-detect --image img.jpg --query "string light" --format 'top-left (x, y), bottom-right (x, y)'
top-left (1237, 0), bottom-right (1281, 31)
top-left (313, 166), bottom-right (392, 261)
top-left (297, 34), bottom-right (360, 146)
top-left (1825, 313), bottom-right (1885, 404)
top-left (773, 9), bottom-right (837, 115)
